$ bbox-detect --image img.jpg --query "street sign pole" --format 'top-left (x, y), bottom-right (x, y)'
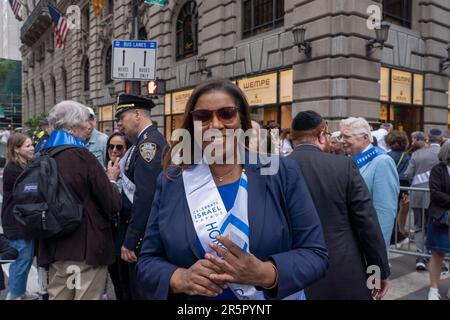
top-left (131, 0), bottom-right (140, 95)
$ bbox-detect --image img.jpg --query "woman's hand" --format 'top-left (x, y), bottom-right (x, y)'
top-left (169, 259), bottom-right (227, 297)
top-left (106, 158), bottom-right (121, 181)
top-left (205, 235), bottom-right (277, 289)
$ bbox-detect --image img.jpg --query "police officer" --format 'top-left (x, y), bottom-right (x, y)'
top-left (115, 94), bottom-right (167, 299)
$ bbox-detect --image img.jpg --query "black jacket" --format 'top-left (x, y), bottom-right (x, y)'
top-left (289, 144), bottom-right (390, 300)
top-left (120, 123), bottom-right (167, 253)
top-left (1, 163), bottom-right (26, 239)
top-left (428, 162), bottom-right (450, 218)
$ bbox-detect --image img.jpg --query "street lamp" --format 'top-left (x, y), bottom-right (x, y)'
top-left (292, 26), bottom-right (312, 58)
top-left (197, 56), bottom-right (211, 77)
top-left (108, 86), bottom-right (115, 97)
top-left (366, 21), bottom-right (390, 56)
top-left (439, 44), bottom-right (450, 72)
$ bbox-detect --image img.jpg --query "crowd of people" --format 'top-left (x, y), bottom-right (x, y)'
top-left (0, 78), bottom-right (449, 300)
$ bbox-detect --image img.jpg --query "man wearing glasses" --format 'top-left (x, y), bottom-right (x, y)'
top-left (289, 111), bottom-right (390, 300)
top-left (115, 94), bottom-right (168, 299)
top-left (340, 117), bottom-right (399, 249)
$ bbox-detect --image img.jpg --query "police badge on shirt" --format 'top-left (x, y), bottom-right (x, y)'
top-left (139, 142), bottom-right (157, 163)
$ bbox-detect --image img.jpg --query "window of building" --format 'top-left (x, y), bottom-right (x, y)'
top-left (383, 0), bottom-right (411, 28)
top-left (139, 27), bottom-right (148, 40)
top-left (61, 68), bottom-right (67, 100)
top-left (82, 6), bottom-right (90, 33)
top-left (242, 0), bottom-right (284, 39)
top-left (105, 46), bottom-right (112, 84)
top-left (32, 85), bottom-right (36, 111)
top-left (83, 58), bottom-right (90, 92)
top-left (41, 80), bottom-right (46, 113)
top-left (107, 0), bottom-right (113, 15)
top-left (25, 88), bottom-right (29, 116)
top-left (176, 1), bottom-right (198, 61)
top-left (51, 75), bottom-right (56, 105)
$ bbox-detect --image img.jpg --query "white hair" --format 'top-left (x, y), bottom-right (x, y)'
top-left (339, 117), bottom-right (373, 143)
top-left (47, 100), bottom-right (90, 133)
top-left (439, 140), bottom-right (450, 162)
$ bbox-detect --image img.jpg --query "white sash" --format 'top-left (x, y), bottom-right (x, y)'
top-left (182, 162), bottom-right (305, 300)
top-left (411, 171), bottom-right (430, 186)
top-left (120, 147), bottom-right (136, 203)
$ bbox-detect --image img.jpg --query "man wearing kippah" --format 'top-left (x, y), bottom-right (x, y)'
top-left (289, 111), bottom-right (390, 300)
top-left (114, 94), bottom-right (168, 299)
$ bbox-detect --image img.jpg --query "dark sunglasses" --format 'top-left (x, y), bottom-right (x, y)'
top-left (191, 106), bottom-right (239, 125)
top-left (108, 144), bottom-right (125, 151)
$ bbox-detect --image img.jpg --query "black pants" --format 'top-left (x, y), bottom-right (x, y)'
top-left (108, 257), bottom-right (132, 300)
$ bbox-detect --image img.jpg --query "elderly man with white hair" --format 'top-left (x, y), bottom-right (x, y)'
top-left (36, 100), bottom-right (121, 300)
top-left (340, 117), bottom-right (399, 248)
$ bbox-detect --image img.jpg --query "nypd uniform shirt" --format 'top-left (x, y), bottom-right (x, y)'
top-left (122, 123), bottom-right (168, 252)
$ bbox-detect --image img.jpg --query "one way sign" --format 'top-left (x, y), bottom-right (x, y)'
top-left (112, 40), bottom-right (157, 81)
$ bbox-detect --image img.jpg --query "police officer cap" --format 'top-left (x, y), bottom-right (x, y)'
top-left (115, 94), bottom-right (156, 118)
top-left (292, 110), bottom-right (323, 131)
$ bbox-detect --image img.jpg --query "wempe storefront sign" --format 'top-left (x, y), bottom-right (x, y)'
top-left (238, 73), bottom-right (277, 106)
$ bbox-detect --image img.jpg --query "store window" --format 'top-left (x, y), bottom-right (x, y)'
top-left (379, 67), bottom-right (423, 134)
top-left (164, 90), bottom-right (192, 139)
top-left (243, 0), bottom-right (284, 39)
top-left (163, 71), bottom-right (293, 137)
top-left (97, 104), bottom-right (116, 135)
top-left (383, 0), bottom-right (411, 28)
top-left (176, 1), bottom-right (198, 61)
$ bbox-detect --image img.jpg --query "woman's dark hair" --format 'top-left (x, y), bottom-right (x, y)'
top-left (163, 79), bottom-right (253, 176)
top-left (105, 132), bottom-right (132, 164)
top-left (385, 131), bottom-right (409, 152)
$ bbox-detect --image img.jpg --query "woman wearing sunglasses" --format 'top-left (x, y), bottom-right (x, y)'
top-left (104, 132), bottom-right (134, 300)
top-left (136, 79), bottom-right (328, 300)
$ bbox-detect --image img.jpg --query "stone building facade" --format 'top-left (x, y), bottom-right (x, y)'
top-left (21, 0), bottom-right (450, 136)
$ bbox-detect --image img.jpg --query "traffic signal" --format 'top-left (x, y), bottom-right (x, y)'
top-left (146, 79), bottom-right (166, 95)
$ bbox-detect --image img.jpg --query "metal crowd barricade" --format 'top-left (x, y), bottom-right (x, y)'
top-left (389, 186), bottom-right (450, 261)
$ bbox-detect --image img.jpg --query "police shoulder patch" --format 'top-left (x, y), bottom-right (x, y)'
top-left (139, 142), bottom-right (157, 163)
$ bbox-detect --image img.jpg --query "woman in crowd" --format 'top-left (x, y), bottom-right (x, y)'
top-left (385, 131), bottom-right (411, 241)
top-left (279, 128), bottom-right (293, 157)
top-left (426, 140), bottom-right (450, 300)
top-left (408, 131), bottom-right (426, 155)
top-left (104, 132), bottom-right (132, 300)
top-left (1, 133), bottom-right (36, 300)
top-left (136, 79), bottom-right (328, 300)
top-left (36, 100), bottom-right (121, 300)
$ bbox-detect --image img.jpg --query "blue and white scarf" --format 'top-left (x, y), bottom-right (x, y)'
top-left (182, 160), bottom-right (305, 300)
top-left (42, 130), bottom-right (86, 149)
top-left (353, 146), bottom-right (384, 169)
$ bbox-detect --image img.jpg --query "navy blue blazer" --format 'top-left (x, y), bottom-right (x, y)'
top-left (136, 156), bottom-right (329, 300)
